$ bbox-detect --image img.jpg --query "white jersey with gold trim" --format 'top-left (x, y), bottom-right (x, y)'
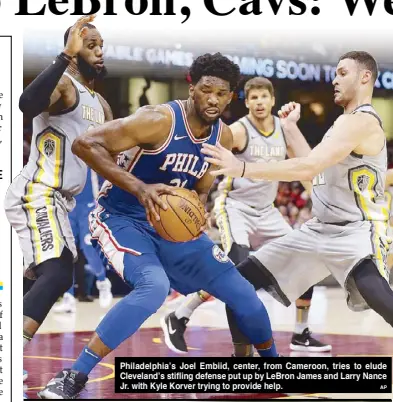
top-left (217, 115), bottom-right (287, 210)
top-left (21, 72), bottom-right (104, 198)
top-left (312, 104), bottom-right (388, 224)
top-left (5, 72), bottom-right (105, 275)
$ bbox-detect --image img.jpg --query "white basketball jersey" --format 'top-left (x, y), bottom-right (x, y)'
top-left (312, 104), bottom-right (388, 223)
top-left (21, 72), bottom-right (105, 197)
top-left (218, 115), bottom-right (287, 209)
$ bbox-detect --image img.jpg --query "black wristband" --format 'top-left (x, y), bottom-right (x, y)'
top-left (241, 161), bottom-right (246, 177)
top-left (58, 52), bottom-right (73, 63)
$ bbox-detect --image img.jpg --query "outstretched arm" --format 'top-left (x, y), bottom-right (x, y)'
top-left (202, 113), bottom-right (382, 182)
top-left (194, 124), bottom-right (233, 205)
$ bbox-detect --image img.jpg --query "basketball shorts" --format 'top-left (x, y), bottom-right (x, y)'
top-left (214, 197), bottom-right (292, 253)
top-left (4, 174), bottom-right (77, 279)
top-left (253, 217), bottom-right (391, 312)
top-left (89, 205), bottom-right (234, 295)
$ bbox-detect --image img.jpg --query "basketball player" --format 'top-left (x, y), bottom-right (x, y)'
top-left (162, 77), bottom-right (331, 355)
top-left (53, 167), bottom-right (112, 313)
top-left (39, 53), bottom-right (280, 400)
top-left (202, 52), bottom-right (393, 344)
top-left (4, 15), bottom-right (112, 388)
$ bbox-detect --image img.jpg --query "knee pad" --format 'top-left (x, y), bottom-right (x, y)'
top-left (237, 257), bottom-right (273, 291)
top-left (24, 247), bottom-right (74, 323)
top-left (228, 243), bottom-right (250, 265)
top-left (352, 259), bottom-right (393, 326)
top-left (299, 286), bottom-right (314, 301)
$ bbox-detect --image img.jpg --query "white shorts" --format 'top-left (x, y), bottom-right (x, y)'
top-left (253, 217), bottom-right (391, 311)
top-left (4, 174), bottom-right (77, 279)
top-left (214, 196), bottom-right (291, 253)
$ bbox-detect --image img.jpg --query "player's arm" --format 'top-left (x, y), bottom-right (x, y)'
top-left (229, 121), bottom-right (247, 152)
top-left (286, 147), bottom-right (312, 194)
top-left (194, 124), bottom-right (233, 205)
top-left (72, 105), bottom-right (177, 223)
top-left (19, 15), bottom-right (94, 118)
top-left (280, 102), bottom-right (311, 158)
top-left (202, 113), bottom-right (380, 182)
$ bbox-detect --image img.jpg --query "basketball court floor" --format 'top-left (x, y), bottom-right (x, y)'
top-left (24, 287), bottom-right (392, 400)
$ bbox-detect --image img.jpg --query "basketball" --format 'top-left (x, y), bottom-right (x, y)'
top-left (153, 188), bottom-right (206, 242)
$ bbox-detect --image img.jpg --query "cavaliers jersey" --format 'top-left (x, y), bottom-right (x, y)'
top-left (98, 100), bottom-right (223, 218)
top-left (312, 104), bottom-right (388, 223)
top-left (21, 72), bottom-right (105, 197)
top-left (217, 115), bottom-right (286, 209)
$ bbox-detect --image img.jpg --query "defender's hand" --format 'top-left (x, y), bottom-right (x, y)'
top-left (63, 15), bottom-right (96, 58)
top-left (202, 142), bottom-right (244, 177)
top-left (278, 102), bottom-right (301, 126)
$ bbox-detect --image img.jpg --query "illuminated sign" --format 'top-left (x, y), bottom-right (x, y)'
top-left (24, 40), bottom-right (393, 90)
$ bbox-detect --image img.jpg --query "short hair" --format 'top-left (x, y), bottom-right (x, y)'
top-left (244, 77), bottom-right (274, 99)
top-left (189, 53), bottom-right (240, 92)
top-left (339, 51), bottom-right (378, 83)
top-left (64, 23), bottom-right (96, 46)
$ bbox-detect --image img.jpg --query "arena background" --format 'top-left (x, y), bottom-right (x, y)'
top-left (22, 29), bottom-right (393, 296)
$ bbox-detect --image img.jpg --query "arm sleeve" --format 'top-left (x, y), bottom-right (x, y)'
top-left (19, 53), bottom-right (71, 118)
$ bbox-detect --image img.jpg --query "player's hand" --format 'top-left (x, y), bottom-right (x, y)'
top-left (278, 102), bottom-right (301, 126)
top-left (63, 15), bottom-right (96, 58)
top-left (202, 142), bottom-right (244, 177)
top-left (137, 183), bottom-right (177, 226)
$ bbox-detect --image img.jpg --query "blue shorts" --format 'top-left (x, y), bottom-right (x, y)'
top-left (89, 207), bottom-right (234, 295)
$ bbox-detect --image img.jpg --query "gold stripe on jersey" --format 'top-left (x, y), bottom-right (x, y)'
top-left (33, 128), bottom-right (65, 189)
top-left (370, 221), bottom-right (389, 280)
top-left (349, 166), bottom-right (389, 222)
top-left (216, 177), bottom-right (234, 253)
top-left (23, 184), bottom-right (62, 265)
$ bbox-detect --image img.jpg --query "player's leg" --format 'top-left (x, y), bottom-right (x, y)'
top-left (52, 210), bottom-right (79, 314)
top-left (79, 208), bottom-right (113, 308)
top-left (38, 212), bottom-right (169, 399)
top-left (253, 207), bottom-right (331, 352)
top-left (161, 202), bottom-right (250, 353)
top-left (351, 259), bottom-right (393, 326)
top-left (323, 220), bottom-right (393, 326)
top-left (226, 222), bottom-right (331, 356)
top-left (5, 179), bottom-right (77, 350)
top-left (161, 235), bottom-right (278, 357)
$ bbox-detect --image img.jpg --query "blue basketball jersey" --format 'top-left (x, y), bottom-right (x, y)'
top-left (98, 100), bottom-right (223, 218)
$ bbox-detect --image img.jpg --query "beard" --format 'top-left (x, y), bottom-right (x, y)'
top-left (77, 55), bottom-right (108, 82)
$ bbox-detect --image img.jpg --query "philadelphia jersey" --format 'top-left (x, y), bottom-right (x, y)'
top-left (98, 100), bottom-right (223, 218)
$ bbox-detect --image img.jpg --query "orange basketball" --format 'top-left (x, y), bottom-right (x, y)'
top-left (153, 188), bottom-right (206, 242)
